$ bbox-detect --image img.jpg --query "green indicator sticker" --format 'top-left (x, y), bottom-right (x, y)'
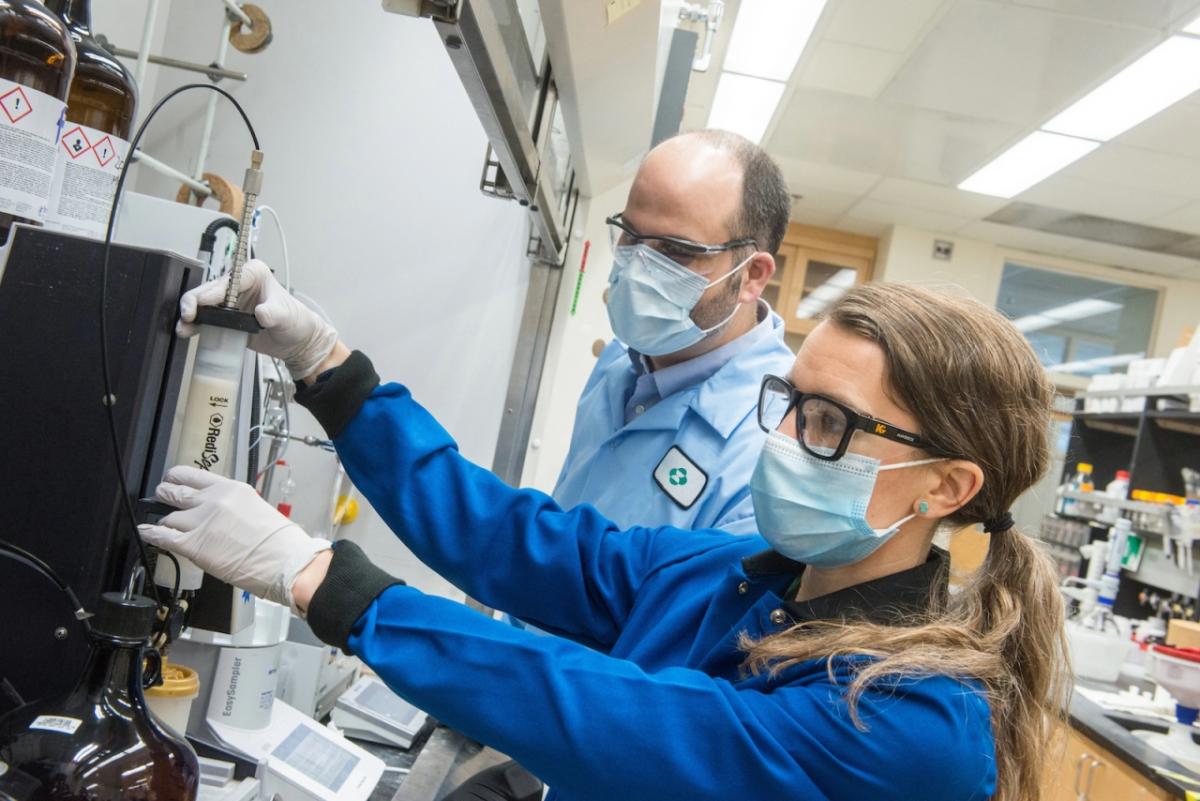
top-left (570, 240), bottom-right (591, 316)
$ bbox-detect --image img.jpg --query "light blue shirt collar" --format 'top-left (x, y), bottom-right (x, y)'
top-left (624, 301), bottom-right (776, 425)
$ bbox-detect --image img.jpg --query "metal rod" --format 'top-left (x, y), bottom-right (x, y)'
top-left (133, 0), bottom-right (159, 91)
top-left (221, 0), bottom-right (253, 27)
top-left (193, 16), bottom-right (234, 182)
top-left (110, 47), bottom-right (248, 82)
top-left (131, 150), bottom-right (212, 197)
top-left (223, 150), bottom-right (263, 308)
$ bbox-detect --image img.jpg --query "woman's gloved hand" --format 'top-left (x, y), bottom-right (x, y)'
top-left (139, 466), bottom-right (332, 614)
top-left (177, 259), bottom-right (339, 379)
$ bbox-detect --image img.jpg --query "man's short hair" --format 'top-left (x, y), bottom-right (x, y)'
top-left (689, 129), bottom-right (791, 257)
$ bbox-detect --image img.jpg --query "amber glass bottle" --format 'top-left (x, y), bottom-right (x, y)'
top-left (0, 593), bottom-right (200, 800)
top-left (44, 0), bottom-right (135, 137)
top-left (0, 1), bottom-right (76, 239)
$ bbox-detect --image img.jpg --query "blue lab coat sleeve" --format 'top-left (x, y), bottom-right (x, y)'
top-left (325, 375), bottom-right (712, 650)
top-left (305, 543), bottom-right (994, 801)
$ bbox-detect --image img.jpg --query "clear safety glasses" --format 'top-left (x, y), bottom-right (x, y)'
top-left (606, 213), bottom-right (758, 267)
top-left (756, 374), bottom-right (946, 462)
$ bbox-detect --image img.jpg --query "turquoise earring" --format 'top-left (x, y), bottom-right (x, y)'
top-left (918, 500), bottom-right (930, 515)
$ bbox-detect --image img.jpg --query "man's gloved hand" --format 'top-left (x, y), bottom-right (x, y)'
top-left (177, 259), bottom-right (338, 379)
top-left (139, 466), bottom-right (332, 614)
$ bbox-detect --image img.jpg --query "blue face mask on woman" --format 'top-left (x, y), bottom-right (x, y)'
top-left (606, 244), bottom-right (751, 356)
top-left (749, 431), bottom-right (945, 568)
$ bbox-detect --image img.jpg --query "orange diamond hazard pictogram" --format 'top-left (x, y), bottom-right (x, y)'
top-left (92, 135), bottom-right (116, 168)
top-left (0, 86), bottom-right (33, 124)
top-left (61, 126), bottom-right (92, 160)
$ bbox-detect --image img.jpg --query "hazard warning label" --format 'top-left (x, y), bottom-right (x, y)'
top-left (0, 77), bottom-right (66, 223)
top-left (61, 126), bottom-right (91, 160)
top-left (92, 136), bottom-right (116, 168)
top-left (46, 122), bottom-right (128, 239)
top-left (0, 86), bottom-right (33, 124)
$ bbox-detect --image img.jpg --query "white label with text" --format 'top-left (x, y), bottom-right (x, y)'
top-left (46, 122), bottom-right (129, 238)
top-left (0, 77), bottom-right (67, 223)
top-left (29, 715), bottom-right (82, 735)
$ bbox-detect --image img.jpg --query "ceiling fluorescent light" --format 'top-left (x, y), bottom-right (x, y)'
top-left (1043, 36), bottom-right (1200, 141)
top-left (707, 72), bottom-right (786, 144)
top-left (1185, 15), bottom-right (1200, 35)
top-left (1048, 352), bottom-right (1145, 374)
top-left (1012, 298), bottom-right (1122, 333)
top-left (724, 0), bottom-right (828, 81)
top-left (958, 131), bottom-right (1099, 198)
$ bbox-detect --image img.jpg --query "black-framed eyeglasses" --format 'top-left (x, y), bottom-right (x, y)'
top-left (606, 213), bottom-right (758, 265)
top-left (756, 374), bottom-right (944, 462)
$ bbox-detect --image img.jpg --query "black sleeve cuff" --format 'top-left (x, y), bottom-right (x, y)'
top-left (307, 540), bottom-right (404, 652)
top-left (293, 350), bottom-right (380, 439)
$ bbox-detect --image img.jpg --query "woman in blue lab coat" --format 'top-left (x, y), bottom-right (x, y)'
top-left (145, 267), bottom-right (1067, 801)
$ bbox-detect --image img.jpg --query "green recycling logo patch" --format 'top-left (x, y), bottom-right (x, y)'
top-left (654, 446), bottom-right (707, 509)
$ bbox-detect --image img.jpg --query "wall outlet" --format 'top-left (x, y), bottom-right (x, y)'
top-left (607, 0), bottom-right (641, 25)
top-left (932, 239), bottom-right (954, 260)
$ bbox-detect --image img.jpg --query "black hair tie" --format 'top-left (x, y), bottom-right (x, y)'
top-left (983, 512), bottom-right (1014, 534)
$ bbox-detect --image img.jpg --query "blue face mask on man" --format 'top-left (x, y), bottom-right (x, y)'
top-left (749, 430), bottom-right (945, 568)
top-left (606, 244), bottom-right (752, 357)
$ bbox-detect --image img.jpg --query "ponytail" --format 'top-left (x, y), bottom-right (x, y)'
top-left (742, 524), bottom-right (1069, 801)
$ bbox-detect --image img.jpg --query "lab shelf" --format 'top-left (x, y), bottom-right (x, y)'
top-left (1060, 392), bottom-right (1200, 616)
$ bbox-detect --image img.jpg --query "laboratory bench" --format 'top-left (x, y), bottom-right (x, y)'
top-left (1053, 681), bottom-right (1198, 800)
top-left (363, 726), bottom-right (511, 801)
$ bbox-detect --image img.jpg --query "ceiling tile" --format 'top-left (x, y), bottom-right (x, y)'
top-left (773, 156), bottom-right (881, 195)
top-left (789, 186), bottom-right (864, 220)
top-left (1063, 144), bottom-right (1200, 199)
top-left (1153, 201), bottom-right (1200, 236)
top-left (1018, 174), bottom-right (1192, 224)
top-left (868, 177), bottom-right (1010, 218)
top-left (1114, 100), bottom-right (1200, 162)
top-left (823, 0), bottom-right (949, 52)
top-left (829, 217), bottom-right (890, 237)
top-left (1006, 0), bottom-right (1200, 29)
top-left (841, 198), bottom-right (970, 233)
top-left (796, 41), bottom-right (904, 98)
top-left (766, 88), bottom-right (1020, 185)
top-left (880, 0), bottom-right (1161, 126)
top-left (958, 220), bottom-right (1083, 256)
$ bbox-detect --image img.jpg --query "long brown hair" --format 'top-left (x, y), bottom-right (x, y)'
top-left (743, 283), bottom-right (1068, 801)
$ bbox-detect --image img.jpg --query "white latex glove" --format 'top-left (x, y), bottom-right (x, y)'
top-left (178, 259), bottom-right (339, 379)
top-left (139, 466), bottom-right (331, 614)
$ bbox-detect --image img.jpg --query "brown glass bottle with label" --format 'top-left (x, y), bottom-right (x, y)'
top-left (43, 0), bottom-right (136, 137)
top-left (0, 593), bottom-right (200, 800)
top-left (0, 1), bottom-right (76, 240)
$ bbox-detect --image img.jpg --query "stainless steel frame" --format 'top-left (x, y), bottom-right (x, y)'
top-left (391, 0), bottom-right (572, 263)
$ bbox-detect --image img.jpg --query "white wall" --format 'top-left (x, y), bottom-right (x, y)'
top-left (877, 225), bottom-right (1200, 359)
top-left (129, 1), bottom-right (532, 598)
top-left (93, 0), bottom-right (172, 115)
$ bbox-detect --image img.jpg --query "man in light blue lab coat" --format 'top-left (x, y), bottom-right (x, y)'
top-left (554, 130), bottom-right (795, 534)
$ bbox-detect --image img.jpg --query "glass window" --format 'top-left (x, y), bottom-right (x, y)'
top-left (996, 263), bottom-right (1159, 377)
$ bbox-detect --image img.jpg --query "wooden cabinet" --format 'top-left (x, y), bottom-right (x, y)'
top-left (1043, 727), bottom-right (1172, 801)
top-left (763, 224), bottom-right (876, 352)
